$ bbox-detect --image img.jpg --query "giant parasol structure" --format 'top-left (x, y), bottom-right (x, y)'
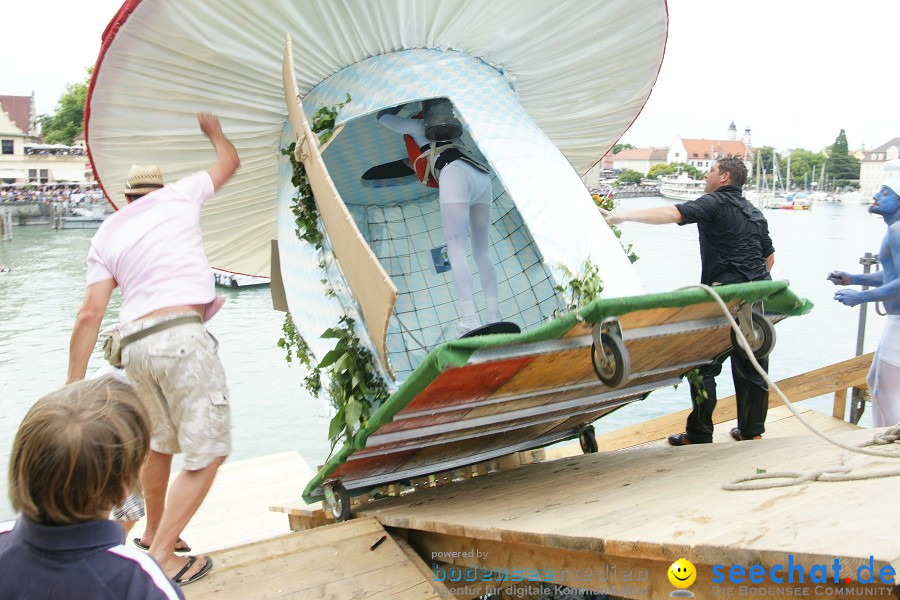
top-left (86, 0), bottom-right (669, 280)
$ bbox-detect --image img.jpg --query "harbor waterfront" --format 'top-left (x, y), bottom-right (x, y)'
top-left (0, 197), bottom-right (888, 521)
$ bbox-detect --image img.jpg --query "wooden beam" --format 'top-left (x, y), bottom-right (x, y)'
top-left (596, 353), bottom-right (873, 452)
top-left (393, 535), bottom-right (460, 600)
top-left (407, 530), bottom-right (892, 600)
top-left (189, 518), bottom-right (449, 599)
top-left (833, 388), bottom-right (848, 420)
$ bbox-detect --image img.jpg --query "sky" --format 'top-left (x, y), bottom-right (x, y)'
top-left (3, 0), bottom-right (898, 153)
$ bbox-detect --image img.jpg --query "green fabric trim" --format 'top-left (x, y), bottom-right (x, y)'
top-left (303, 280), bottom-right (812, 502)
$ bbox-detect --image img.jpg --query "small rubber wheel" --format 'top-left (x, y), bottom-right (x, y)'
top-left (579, 425), bottom-right (598, 454)
top-left (591, 332), bottom-right (629, 388)
top-left (324, 481), bottom-right (350, 522)
top-left (731, 312), bottom-right (776, 360)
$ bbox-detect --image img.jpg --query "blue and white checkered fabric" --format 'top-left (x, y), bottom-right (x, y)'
top-left (278, 49), bottom-right (643, 381)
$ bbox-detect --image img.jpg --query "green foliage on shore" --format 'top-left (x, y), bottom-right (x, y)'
top-left (647, 163), bottom-right (674, 179)
top-left (615, 169), bottom-right (643, 185)
top-left (669, 162), bottom-right (702, 179)
top-left (38, 68), bottom-right (90, 145)
top-left (827, 129), bottom-right (860, 185)
top-left (753, 143), bottom-right (854, 189)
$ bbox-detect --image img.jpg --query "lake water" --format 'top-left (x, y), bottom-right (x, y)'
top-left (0, 198), bottom-right (887, 520)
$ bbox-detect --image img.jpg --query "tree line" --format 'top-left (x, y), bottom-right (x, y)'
top-left (617, 130), bottom-right (860, 188)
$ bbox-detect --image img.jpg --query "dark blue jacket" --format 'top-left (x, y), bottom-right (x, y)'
top-left (0, 517), bottom-right (184, 600)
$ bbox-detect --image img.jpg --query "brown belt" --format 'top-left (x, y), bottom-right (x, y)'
top-left (120, 314), bottom-right (203, 349)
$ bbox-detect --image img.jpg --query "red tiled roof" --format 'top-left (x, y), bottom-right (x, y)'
top-left (0, 95), bottom-right (32, 134)
top-left (681, 139), bottom-right (749, 160)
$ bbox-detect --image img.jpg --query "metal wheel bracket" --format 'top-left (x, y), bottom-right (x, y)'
top-left (579, 424), bottom-right (598, 454)
top-left (323, 479), bottom-right (351, 521)
top-left (591, 318), bottom-right (624, 371)
top-left (736, 303), bottom-right (759, 346)
top-left (590, 319), bottom-right (631, 388)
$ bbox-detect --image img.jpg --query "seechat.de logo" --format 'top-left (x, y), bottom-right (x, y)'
top-left (668, 558), bottom-right (697, 597)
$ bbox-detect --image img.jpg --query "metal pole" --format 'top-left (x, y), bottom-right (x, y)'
top-left (850, 252), bottom-right (879, 423)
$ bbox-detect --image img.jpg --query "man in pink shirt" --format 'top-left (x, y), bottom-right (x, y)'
top-left (66, 113), bottom-right (239, 585)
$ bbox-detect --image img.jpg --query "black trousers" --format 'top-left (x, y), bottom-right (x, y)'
top-left (684, 346), bottom-right (769, 443)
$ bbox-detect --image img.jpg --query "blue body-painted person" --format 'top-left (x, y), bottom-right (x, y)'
top-left (377, 101), bottom-right (499, 336)
top-left (0, 377), bottom-right (184, 600)
top-left (829, 166), bottom-right (900, 427)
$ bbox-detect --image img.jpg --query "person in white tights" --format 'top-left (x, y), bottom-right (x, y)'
top-left (830, 171), bottom-right (900, 427)
top-left (378, 105), bottom-right (499, 336)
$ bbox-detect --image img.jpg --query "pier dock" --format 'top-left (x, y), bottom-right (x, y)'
top-left (179, 354), bottom-right (899, 600)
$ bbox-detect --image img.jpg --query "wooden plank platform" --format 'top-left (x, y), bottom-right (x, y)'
top-left (188, 517), bottom-right (454, 599)
top-left (586, 352), bottom-right (872, 453)
top-left (358, 426), bottom-right (900, 599)
top-left (130, 451), bottom-right (314, 553)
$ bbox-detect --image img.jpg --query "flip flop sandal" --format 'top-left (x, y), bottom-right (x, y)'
top-left (173, 555), bottom-right (213, 586)
top-left (133, 537), bottom-right (192, 553)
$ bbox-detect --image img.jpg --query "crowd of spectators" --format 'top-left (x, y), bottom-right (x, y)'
top-left (24, 144), bottom-right (88, 156)
top-left (0, 183), bottom-right (104, 204)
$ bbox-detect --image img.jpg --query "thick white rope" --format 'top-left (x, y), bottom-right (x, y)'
top-left (681, 284), bottom-right (900, 490)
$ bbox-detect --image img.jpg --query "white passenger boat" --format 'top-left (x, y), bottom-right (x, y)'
top-left (659, 173), bottom-right (705, 201)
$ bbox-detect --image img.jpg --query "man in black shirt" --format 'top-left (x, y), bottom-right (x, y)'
top-left (600, 157), bottom-right (775, 445)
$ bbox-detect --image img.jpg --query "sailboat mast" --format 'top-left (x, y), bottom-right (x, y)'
top-left (786, 154), bottom-right (791, 191)
top-left (756, 150), bottom-right (761, 193)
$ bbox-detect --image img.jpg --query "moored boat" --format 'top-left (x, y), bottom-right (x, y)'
top-left (659, 172), bottom-right (705, 201)
top-left (212, 268), bottom-right (269, 288)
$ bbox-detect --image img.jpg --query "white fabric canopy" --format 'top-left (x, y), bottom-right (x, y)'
top-left (87, 0), bottom-right (668, 277)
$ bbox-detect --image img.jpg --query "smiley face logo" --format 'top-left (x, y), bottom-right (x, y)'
top-left (668, 558), bottom-right (696, 588)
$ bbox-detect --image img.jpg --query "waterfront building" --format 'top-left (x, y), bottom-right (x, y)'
top-left (667, 136), bottom-right (753, 172)
top-left (581, 149), bottom-right (615, 187)
top-left (612, 147), bottom-right (668, 175)
top-left (860, 137), bottom-right (900, 197)
top-left (0, 94), bottom-right (92, 185)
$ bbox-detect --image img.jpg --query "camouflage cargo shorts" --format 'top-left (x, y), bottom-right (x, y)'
top-left (121, 312), bottom-right (231, 470)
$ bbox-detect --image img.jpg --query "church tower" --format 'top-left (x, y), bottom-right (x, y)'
top-left (727, 121), bottom-right (737, 141)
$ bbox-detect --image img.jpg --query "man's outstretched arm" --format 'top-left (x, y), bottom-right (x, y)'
top-left (599, 205), bottom-right (683, 226)
top-left (198, 113), bottom-right (240, 191)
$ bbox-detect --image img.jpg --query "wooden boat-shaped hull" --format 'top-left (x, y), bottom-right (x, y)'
top-left (302, 281), bottom-right (811, 505)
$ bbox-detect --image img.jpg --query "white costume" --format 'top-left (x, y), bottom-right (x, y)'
top-left (378, 113), bottom-right (499, 333)
top-left (868, 315), bottom-right (900, 427)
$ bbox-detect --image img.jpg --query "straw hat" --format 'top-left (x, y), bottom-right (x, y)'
top-left (124, 164), bottom-right (164, 196)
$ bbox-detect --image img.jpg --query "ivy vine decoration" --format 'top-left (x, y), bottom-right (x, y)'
top-left (277, 95), bottom-right (390, 451)
top-left (593, 194), bottom-right (639, 264)
top-left (310, 94), bottom-right (351, 145)
top-left (278, 313), bottom-right (313, 369)
top-left (683, 367), bottom-right (709, 404)
top-left (281, 142), bottom-right (323, 249)
top-left (279, 95), bottom-right (352, 250)
top-left (316, 316), bottom-right (389, 451)
top-left (552, 259), bottom-right (605, 318)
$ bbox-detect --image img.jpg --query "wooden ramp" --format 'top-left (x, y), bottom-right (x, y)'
top-left (188, 517), bottom-right (454, 599)
top-left (358, 426), bottom-right (900, 599)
